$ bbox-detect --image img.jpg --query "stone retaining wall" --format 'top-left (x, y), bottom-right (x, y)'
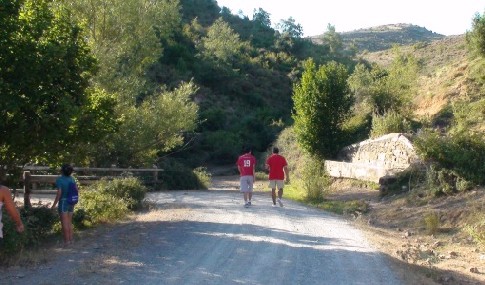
top-left (325, 133), bottom-right (418, 183)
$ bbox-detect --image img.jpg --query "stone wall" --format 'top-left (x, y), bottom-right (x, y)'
top-left (324, 133), bottom-right (418, 183)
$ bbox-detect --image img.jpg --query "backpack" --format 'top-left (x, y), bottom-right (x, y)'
top-left (67, 181), bottom-right (79, 205)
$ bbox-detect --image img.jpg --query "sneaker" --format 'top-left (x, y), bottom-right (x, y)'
top-left (277, 198), bottom-right (284, 207)
top-left (244, 202), bottom-right (250, 208)
top-left (272, 203), bottom-right (277, 207)
top-left (248, 201), bottom-right (251, 206)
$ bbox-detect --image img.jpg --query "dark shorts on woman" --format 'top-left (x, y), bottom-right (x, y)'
top-left (58, 198), bottom-right (74, 214)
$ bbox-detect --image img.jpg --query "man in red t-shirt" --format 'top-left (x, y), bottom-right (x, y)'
top-left (266, 147), bottom-right (289, 207)
top-left (236, 146), bottom-right (256, 208)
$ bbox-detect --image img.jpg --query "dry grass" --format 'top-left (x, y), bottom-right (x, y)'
top-left (327, 181), bottom-right (485, 285)
top-left (361, 35), bottom-right (471, 119)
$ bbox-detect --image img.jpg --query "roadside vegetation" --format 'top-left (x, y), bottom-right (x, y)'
top-left (1, 1), bottom-right (484, 281)
top-left (0, 177), bottom-right (147, 264)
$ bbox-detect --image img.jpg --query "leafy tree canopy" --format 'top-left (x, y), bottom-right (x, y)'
top-left (292, 59), bottom-right (354, 159)
top-left (467, 10), bottom-right (485, 58)
top-left (0, 0), bottom-right (116, 172)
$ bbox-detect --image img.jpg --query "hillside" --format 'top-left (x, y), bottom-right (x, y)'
top-left (310, 23), bottom-right (446, 52)
top-left (336, 31), bottom-right (485, 284)
top-left (361, 34), bottom-right (470, 118)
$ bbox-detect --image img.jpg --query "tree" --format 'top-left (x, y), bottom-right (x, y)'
top-left (252, 8), bottom-right (271, 28)
top-left (348, 47), bottom-right (418, 116)
top-left (0, 0), bottom-right (116, 174)
top-left (66, 0), bottom-right (201, 167)
top-left (198, 17), bottom-right (249, 66)
top-left (467, 10), bottom-right (485, 58)
top-left (250, 8), bottom-right (275, 48)
top-left (94, 81), bottom-right (199, 167)
top-left (274, 17), bottom-right (304, 55)
top-left (67, 0), bottom-right (182, 103)
top-left (292, 59), bottom-right (354, 159)
top-left (322, 24), bottom-right (343, 58)
top-left (276, 17), bottom-right (303, 39)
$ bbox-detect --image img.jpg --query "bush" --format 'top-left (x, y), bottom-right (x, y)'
top-left (415, 129), bottom-right (485, 187)
top-left (193, 167), bottom-right (211, 190)
top-left (379, 165), bottom-right (427, 197)
top-left (202, 130), bottom-right (242, 163)
top-left (464, 217), bottom-right (485, 248)
top-left (92, 177), bottom-right (147, 210)
top-left (157, 159), bottom-right (212, 190)
top-left (300, 157), bottom-right (330, 202)
top-left (0, 206), bottom-right (57, 259)
top-left (1, 177), bottom-right (146, 258)
top-left (76, 190), bottom-right (129, 226)
top-left (370, 110), bottom-right (412, 138)
top-left (423, 212), bottom-right (440, 235)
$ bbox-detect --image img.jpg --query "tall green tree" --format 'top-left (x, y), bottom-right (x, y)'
top-left (467, 10), bottom-right (485, 58)
top-left (292, 59), bottom-right (354, 159)
top-left (0, 0), bottom-right (116, 174)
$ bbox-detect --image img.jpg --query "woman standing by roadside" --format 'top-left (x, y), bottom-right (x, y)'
top-left (51, 164), bottom-right (76, 246)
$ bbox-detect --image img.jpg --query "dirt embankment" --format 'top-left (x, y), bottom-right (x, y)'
top-left (326, 179), bottom-right (485, 285)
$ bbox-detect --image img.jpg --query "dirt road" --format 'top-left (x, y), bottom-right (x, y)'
top-left (1, 189), bottom-right (403, 285)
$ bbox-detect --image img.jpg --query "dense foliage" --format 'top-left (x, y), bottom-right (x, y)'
top-left (3, 0), bottom-right (484, 192)
top-left (414, 130), bottom-right (485, 188)
top-left (0, 0), bottom-right (117, 173)
top-left (467, 10), bottom-right (485, 58)
top-left (292, 59), bottom-right (354, 159)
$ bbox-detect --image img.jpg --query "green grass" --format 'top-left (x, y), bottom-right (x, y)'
top-left (283, 182), bottom-right (370, 216)
top-left (282, 184), bottom-right (306, 202)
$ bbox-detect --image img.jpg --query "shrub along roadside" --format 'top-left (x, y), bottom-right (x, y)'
top-left (0, 177), bottom-right (147, 263)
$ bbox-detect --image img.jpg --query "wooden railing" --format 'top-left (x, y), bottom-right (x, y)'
top-left (20, 166), bottom-right (162, 208)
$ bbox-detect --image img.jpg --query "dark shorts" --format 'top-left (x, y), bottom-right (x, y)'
top-left (58, 199), bottom-right (74, 214)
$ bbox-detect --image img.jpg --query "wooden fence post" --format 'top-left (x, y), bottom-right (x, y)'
top-left (153, 165), bottom-right (158, 190)
top-left (23, 171), bottom-right (32, 208)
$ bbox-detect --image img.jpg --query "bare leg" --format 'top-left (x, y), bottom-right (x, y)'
top-left (60, 213), bottom-right (71, 245)
top-left (67, 212), bottom-right (74, 243)
top-left (278, 188), bottom-right (283, 199)
top-left (248, 192), bottom-right (253, 201)
top-left (271, 189), bottom-right (276, 205)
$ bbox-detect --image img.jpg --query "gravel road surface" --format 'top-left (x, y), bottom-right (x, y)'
top-left (1, 190), bottom-right (403, 285)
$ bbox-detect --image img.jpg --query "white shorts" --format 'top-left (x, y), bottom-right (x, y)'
top-left (269, 180), bottom-right (284, 190)
top-left (240, 176), bottom-right (254, 192)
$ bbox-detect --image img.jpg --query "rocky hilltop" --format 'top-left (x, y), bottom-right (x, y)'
top-left (310, 23), bottom-right (446, 52)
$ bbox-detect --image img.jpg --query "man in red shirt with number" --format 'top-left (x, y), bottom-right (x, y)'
top-left (266, 147), bottom-right (289, 207)
top-left (236, 146), bottom-right (256, 208)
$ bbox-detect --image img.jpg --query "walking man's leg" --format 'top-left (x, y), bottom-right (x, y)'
top-left (277, 187), bottom-right (284, 207)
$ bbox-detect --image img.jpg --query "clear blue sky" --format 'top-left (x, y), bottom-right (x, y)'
top-left (216, 0), bottom-right (484, 36)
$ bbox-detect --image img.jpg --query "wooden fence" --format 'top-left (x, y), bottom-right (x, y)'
top-left (19, 166), bottom-right (162, 208)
